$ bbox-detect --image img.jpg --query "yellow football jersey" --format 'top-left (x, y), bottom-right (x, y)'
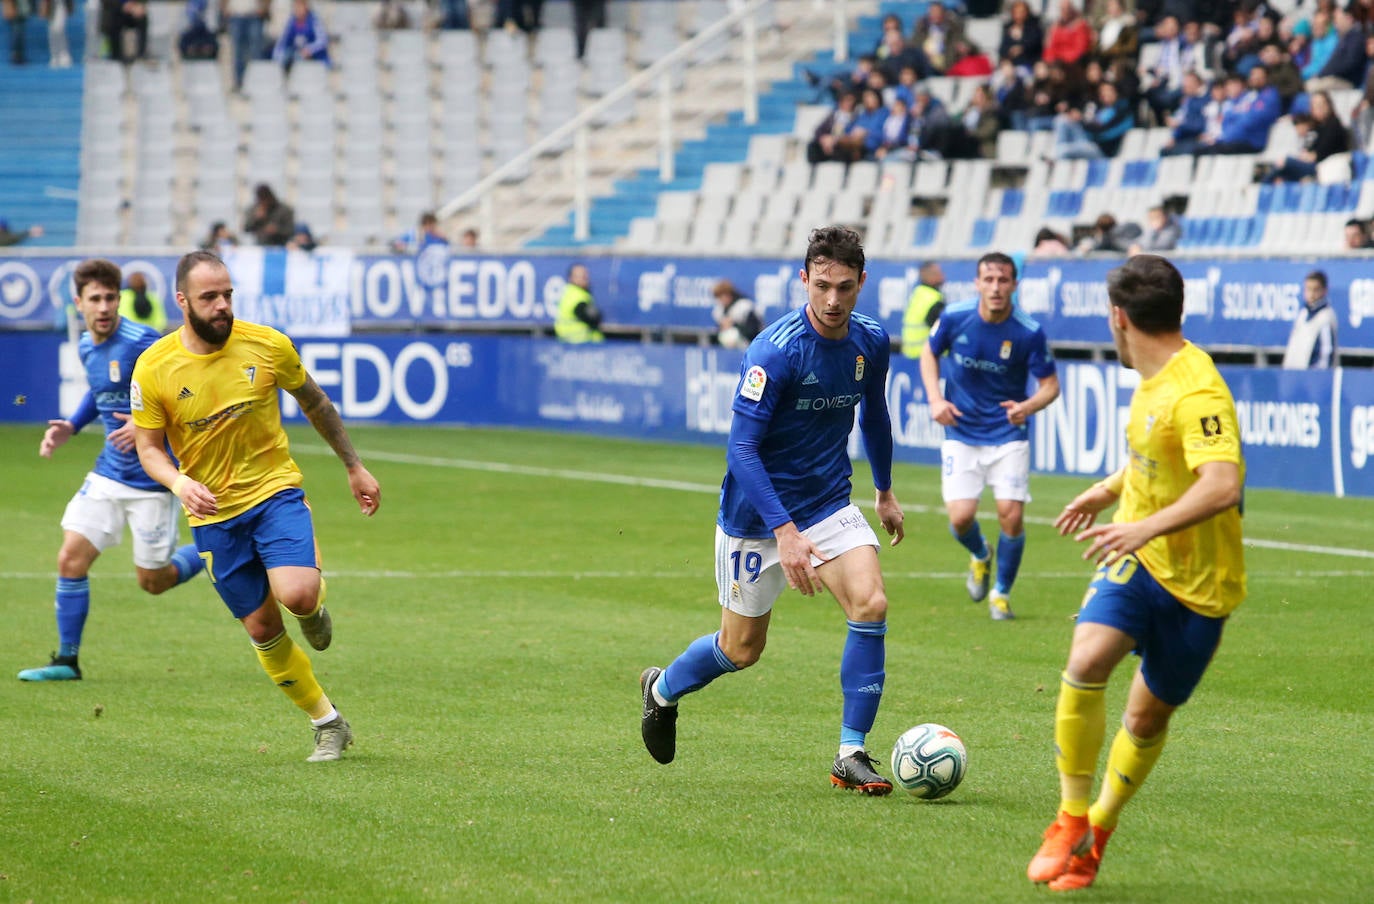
top-left (1114, 341), bottom-right (1246, 617)
top-left (131, 320), bottom-right (305, 526)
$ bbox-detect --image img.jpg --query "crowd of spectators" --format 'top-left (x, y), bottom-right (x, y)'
top-left (802, 0), bottom-right (1374, 253)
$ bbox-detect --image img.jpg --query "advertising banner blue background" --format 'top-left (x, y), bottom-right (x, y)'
top-left (5, 331), bottom-right (1368, 497)
top-left (6, 252), bottom-right (1374, 352)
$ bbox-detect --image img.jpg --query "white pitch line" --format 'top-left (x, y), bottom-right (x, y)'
top-left (1, 569), bottom-right (1369, 581)
top-left (298, 444), bottom-right (1374, 561)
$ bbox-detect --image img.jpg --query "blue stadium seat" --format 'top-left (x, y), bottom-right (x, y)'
top-left (1000, 189), bottom-right (1024, 217)
top-left (913, 216), bottom-right (939, 247)
top-left (1298, 183), bottom-right (1320, 213)
top-left (1046, 190), bottom-right (1083, 218)
top-left (970, 218), bottom-right (996, 248)
top-left (1119, 159), bottom-right (1157, 188)
top-left (1084, 159), bottom-right (1110, 188)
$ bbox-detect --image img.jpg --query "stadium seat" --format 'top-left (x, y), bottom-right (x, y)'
top-left (911, 161), bottom-right (949, 197)
top-left (701, 162), bottom-right (744, 197)
top-left (696, 194), bottom-right (731, 223)
top-left (831, 192), bottom-right (866, 225)
top-left (622, 217), bottom-right (658, 250)
top-left (719, 216), bottom-right (756, 252)
top-left (846, 160), bottom-right (880, 194)
top-left (1318, 153), bottom-right (1354, 185)
top-left (1117, 128), bottom-right (1148, 160)
top-left (995, 129), bottom-right (1030, 164)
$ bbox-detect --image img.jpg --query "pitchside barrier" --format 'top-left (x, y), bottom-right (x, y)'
top-left (5, 329), bottom-right (1372, 498)
top-left (4, 250), bottom-right (1374, 353)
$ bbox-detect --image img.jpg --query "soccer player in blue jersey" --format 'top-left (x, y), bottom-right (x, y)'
top-left (20, 259), bottom-right (205, 682)
top-left (639, 226), bottom-right (906, 793)
top-left (919, 252), bottom-right (1059, 620)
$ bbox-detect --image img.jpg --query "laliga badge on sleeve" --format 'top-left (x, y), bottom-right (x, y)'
top-left (129, 380), bottom-right (143, 411)
top-left (740, 365), bottom-right (767, 401)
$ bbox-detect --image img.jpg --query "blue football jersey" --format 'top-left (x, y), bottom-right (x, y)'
top-left (927, 300), bottom-right (1057, 446)
top-left (80, 318), bottom-right (165, 491)
top-left (719, 308), bottom-right (893, 538)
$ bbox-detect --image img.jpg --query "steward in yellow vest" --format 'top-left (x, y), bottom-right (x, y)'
top-left (555, 264), bottom-right (605, 343)
top-left (902, 261), bottom-right (946, 357)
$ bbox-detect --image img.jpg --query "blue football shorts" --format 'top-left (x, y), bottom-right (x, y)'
top-left (191, 488), bottom-right (318, 619)
top-left (1076, 553), bottom-right (1227, 707)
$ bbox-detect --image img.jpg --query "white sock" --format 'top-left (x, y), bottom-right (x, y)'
top-left (310, 707), bottom-right (339, 728)
top-left (838, 743), bottom-right (864, 759)
top-left (651, 677), bottom-right (676, 708)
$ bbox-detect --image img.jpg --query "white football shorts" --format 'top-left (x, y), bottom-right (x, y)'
top-left (940, 439), bottom-right (1032, 503)
top-left (61, 472), bottom-right (181, 569)
top-left (715, 502), bottom-right (881, 618)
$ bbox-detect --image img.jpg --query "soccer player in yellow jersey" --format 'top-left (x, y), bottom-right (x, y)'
top-left (1027, 255), bottom-right (1246, 891)
top-left (130, 250), bottom-right (381, 763)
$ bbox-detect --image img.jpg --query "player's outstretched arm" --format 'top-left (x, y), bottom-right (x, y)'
top-left (1001, 372), bottom-right (1061, 426)
top-left (134, 425), bottom-right (219, 518)
top-left (773, 522), bottom-right (827, 597)
top-left (875, 488), bottom-right (905, 547)
top-left (39, 419), bottom-right (74, 458)
top-left (288, 374), bottom-right (381, 516)
top-left (919, 343), bottom-right (960, 425)
top-left (107, 412), bottom-right (136, 452)
top-left (1054, 480), bottom-right (1120, 536)
top-left (1072, 461), bottom-right (1241, 565)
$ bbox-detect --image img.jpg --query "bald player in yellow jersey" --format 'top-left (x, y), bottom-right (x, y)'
top-left (1027, 254), bottom-right (1246, 891)
top-left (131, 250), bottom-right (381, 763)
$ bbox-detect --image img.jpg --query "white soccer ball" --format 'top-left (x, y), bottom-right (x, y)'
top-left (890, 723), bottom-right (967, 799)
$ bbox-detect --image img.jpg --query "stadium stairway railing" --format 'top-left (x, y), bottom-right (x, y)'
top-left (525, 0), bottom-right (933, 248)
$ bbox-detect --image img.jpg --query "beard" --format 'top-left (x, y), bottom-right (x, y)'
top-left (186, 305), bottom-right (234, 346)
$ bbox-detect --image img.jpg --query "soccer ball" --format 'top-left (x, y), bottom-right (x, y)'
top-left (890, 723), bottom-right (967, 800)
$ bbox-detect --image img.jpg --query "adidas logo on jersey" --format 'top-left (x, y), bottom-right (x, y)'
top-left (956, 335), bottom-right (970, 345)
top-left (802, 372), bottom-right (820, 385)
top-left (177, 387), bottom-right (195, 400)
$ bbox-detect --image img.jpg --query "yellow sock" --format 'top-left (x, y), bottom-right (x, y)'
top-left (1055, 672), bottom-right (1108, 817)
top-left (1089, 725), bottom-right (1167, 832)
top-left (253, 631), bottom-right (333, 721)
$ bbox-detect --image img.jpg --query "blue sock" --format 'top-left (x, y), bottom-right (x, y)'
top-left (951, 522), bottom-right (989, 559)
top-left (659, 632), bottom-right (738, 703)
top-left (840, 619), bottom-right (886, 748)
top-left (55, 577), bottom-right (90, 658)
top-left (170, 544), bottom-right (205, 584)
top-left (995, 532), bottom-right (1026, 595)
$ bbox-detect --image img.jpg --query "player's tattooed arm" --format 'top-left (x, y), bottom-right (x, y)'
top-left (289, 374), bottom-right (362, 468)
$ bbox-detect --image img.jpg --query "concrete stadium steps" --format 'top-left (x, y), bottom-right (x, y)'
top-left (0, 68), bottom-right (83, 247)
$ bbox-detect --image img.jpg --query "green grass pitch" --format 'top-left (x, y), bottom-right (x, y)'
top-left (1, 424), bottom-right (1369, 902)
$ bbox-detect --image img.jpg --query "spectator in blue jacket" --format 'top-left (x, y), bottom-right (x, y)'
top-left (872, 96), bottom-right (913, 161)
top-left (839, 87), bottom-right (889, 161)
top-left (1161, 72), bottom-right (1211, 154)
top-left (1050, 81), bottom-right (1136, 159)
top-left (1300, 10), bottom-right (1338, 80)
top-left (1307, 6), bottom-right (1368, 92)
top-left (1197, 67), bottom-right (1280, 155)
top-left (273, 0), bottom-right (329, 72)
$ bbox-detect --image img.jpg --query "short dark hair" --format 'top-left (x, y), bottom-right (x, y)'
top-left (73, 258), bottom-right (121, 297)
top-left (1346, 218), bottom-right (1367, 230)
top-left (976, 251), bottom-right (1017, 280)
top-left (805, 225), bottom-right (866, 275)
top-left (176, 249), bottom-right (226, 296)
top-left (1306, 270), bottom-right (1328, 288)
top-left (1106, 254), bottom-right (1184, 335)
